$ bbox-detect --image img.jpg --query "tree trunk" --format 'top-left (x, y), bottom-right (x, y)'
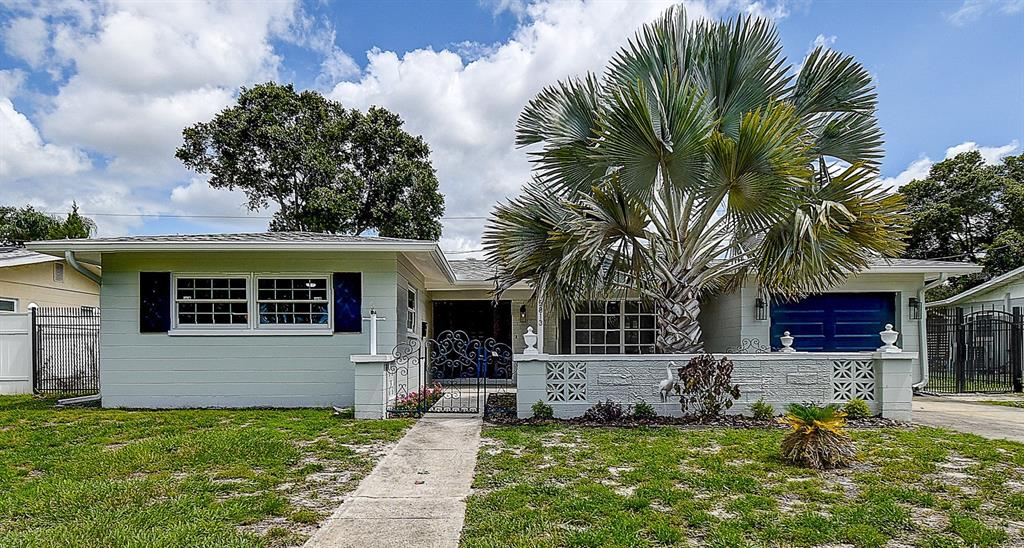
top-left (656, 280), bottom-right (704, 354)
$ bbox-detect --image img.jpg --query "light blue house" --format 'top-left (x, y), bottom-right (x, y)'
top-left (29, 232), bottom-right (979, 408)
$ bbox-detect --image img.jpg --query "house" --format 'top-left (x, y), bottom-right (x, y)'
top-left (0, 246), bottom-right (100, 312)
top-left (28, 232), bottom-right (980, 408)
top-left (926, 265), bottom-right (1024, 313)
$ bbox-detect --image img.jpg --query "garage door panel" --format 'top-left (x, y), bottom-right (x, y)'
top-left (770, 293), bottom-right (895, 352)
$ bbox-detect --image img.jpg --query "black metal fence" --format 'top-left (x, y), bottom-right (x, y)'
top-left (928, 305), bottom-right (1023, 393)
top-left (32, 306), bottom-right (100, 394)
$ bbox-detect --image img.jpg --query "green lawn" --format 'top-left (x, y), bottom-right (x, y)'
top-left (0, 396), bottom-right (411, 547)
top-left (980, 400), bottom-right (1024, 409)
top-left (464, 425), bottom-right (1024, 547)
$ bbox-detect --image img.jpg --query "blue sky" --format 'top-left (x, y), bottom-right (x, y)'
top-left (0, 0), bottom-right (1021, 253)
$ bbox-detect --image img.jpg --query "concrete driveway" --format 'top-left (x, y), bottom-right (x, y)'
top-left (913, 396), bottom-right (1024, 443)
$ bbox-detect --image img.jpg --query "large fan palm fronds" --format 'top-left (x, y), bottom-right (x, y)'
top-left (484, 6), bottom-right (907, 353)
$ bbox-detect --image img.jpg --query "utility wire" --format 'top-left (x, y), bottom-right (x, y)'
top-left (41, 210), bottom-right (489, 221)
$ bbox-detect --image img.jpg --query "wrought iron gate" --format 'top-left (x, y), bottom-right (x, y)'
top-left (928, 307), bottom-right (1023, 393)
top-left (386, 330), bottom-right (513, 416)
top-left (32, 306), bottom-right (101, 394)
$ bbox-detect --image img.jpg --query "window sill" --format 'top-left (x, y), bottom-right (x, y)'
top-left (168, 329), bottom-right (335, 337)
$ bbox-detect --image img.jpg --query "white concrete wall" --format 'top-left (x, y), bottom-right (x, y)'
top-left (99, 251), bottom-right (403, 408)
top-left (516, 351), bottom-right (916, 420)
top-left (0, 313), bottom-right (32, 394)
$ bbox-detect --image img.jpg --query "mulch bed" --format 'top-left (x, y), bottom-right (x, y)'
top-left (483, 393), bottom-right (907, 429)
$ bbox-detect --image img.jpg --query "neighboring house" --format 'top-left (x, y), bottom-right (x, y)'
top-left (926, 265), bottom-right (1024, 313)
top-left (0, 247), bottom-right (100, 312)
top-left (28, 232), bottom-right (979, 408)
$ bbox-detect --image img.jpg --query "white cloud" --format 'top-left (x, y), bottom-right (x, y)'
top-left (328, 0), bottom-right (752, 252)
top-left (947, 0), bottom-right (1024, 25)
top-left (944, 140), bottom-right (1020, 164)
top-left (880, 139), bottom-right (1020, 188)
top-left (810, 33), bottom-right (836, 51)
top-left (0, 97), bottom-right (90, 182)
top-left (0, 69), bottom-right (26, 97)
top-left (3, 17), bottom-right (48, 67)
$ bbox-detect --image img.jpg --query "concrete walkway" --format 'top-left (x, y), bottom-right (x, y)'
top-left (913, 396), bottom-right (1024, 443)
top-left (305, 415), bottom-right (483, 548)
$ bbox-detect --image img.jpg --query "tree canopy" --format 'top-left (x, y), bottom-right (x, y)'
top-left (0, 204), bottom-right (96, 245)
top-left (484, 7), bottom-right (907, 352)
top-left (900, 151), bottom-right (1024, 299)
top-left (176, 82), bottom-right (445, 240)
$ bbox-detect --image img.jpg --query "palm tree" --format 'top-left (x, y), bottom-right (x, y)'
top-left (483, 7), bottom-right (907, 353)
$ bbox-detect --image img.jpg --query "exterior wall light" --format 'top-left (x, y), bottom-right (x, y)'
top-left (909, 297), bottom-right (921, 320)
top-left (755, 297), bottom-right (768, 321)
top-left (519, 304), bottom-right (528, 322)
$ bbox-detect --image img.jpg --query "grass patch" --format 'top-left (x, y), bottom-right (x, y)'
top-left (979, 400), bottom-right (1024, 409)
top-left (465, 425), bottom-right (1024, 547)
top-left (0, 396), bottom-right (411, 546)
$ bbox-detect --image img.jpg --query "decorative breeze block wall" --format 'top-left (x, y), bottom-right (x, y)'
top-left (545, 361), bottom-right (587, 402)
top-left (831, 359), bottom-right (875, 402)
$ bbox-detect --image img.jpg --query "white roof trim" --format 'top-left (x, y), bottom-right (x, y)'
top-left (0, 254), bottom-right (61, 268)
top-left (863, 262), bottom-right (981, 275)
top-left (29, 239), bottom-right (439, 253)
top-left (927, 264), bottom-right (1024, 307)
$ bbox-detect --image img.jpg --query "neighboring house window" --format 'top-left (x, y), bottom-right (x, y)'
top-left (53, 263), bottom-right (64, 283)
top-left (256, 277), bottom-right (330, 327)
top-left (407, 288), bottom-right (417, 333)
top-left (572, 300), bottom-right (656, 354)
top-left (0, 298), bottom-right (16, 312)
top-left (175, 276), bottom-right (248, 326)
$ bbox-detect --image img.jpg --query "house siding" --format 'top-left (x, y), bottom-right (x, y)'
top-left (98, 251), bottom-right (401, 408)
top-left (0, 260), bottom-right (99, 310)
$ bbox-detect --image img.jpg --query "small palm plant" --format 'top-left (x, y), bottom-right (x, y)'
top-left (779, 403), bottom-right (855, 469)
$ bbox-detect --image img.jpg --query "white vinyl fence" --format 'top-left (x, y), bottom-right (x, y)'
top-left (0, 313), bottom-right (32, 395)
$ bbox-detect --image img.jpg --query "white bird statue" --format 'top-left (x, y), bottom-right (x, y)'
top-left (658, 362), bottom-right (677, 402)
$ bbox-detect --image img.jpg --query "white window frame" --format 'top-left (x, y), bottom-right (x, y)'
top-left (172, 274), bottom-right (251, 331)
top-left (254, 274), bottom-right (332, 332)
top-left (0, 297), bottom-right (17, 313)
top-left (168, 273), bottom-right (338, 336)
top-left (570, 300), bottom-right (657, 355)
top-left (407, 287), bottom-right (418, 334)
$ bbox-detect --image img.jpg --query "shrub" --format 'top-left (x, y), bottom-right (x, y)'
top-left (391, 382), bottom-right (444, 413)
top-left (676, 354), bottom-right (741, 419)
top-left (630, 399), bottom-right (657, 420)
top-left (843, 398), bottom-right (871, 420)
top-left (780, 403), bottom-right (856, 469)
top-left (583, 400), bottom-right (625, 423)
top-left (751, 398), bottom-right (774, 421)
top-left (531, 400), bottom-right (554, 420)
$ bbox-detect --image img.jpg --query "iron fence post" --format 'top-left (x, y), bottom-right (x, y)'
top-left (954, 307), bottom-right (966, 393)
top-left (1013, 307), bottom-right (1023, 393)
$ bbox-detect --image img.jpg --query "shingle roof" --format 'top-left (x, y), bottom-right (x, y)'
top-left (866, 257), bottom-right (977, 269)
top-left (33, 232), bottom-right (427, 245)
top-left (448, 259), bottom-right (497, 281)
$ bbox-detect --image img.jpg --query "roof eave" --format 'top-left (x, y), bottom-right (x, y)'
top-left (27, 240), bottom-right (441, 254)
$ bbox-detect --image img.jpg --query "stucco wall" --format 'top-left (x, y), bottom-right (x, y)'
top-left (0, 260), bottom-right (99, 310)
top-left (98, 251), bottom-right (401, 408)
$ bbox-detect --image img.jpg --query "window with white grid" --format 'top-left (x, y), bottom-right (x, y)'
top-left (572, 300), bottom-right (656, 354)
top-left (175, 277), bottom-right (248, 326)
top-left (256, 277), bottom-right (330, 327)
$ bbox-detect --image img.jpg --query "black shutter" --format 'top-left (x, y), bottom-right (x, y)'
top-left (139, 272), bottom-right (171, 333)
top-left (333, 272), bottom-right (362, 333)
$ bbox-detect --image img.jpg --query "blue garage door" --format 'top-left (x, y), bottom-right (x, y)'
top-left (770, 293), bottom-right (896, 352)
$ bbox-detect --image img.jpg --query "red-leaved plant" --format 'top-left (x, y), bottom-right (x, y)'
top-left (676, 354), bottom-right (741, 419)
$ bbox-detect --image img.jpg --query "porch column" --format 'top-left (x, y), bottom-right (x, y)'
top-left (536, 295), bottom-right (545, 354)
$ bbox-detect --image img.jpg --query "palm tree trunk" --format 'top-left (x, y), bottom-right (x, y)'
top-left (656, 280), bottom-right (704, 354)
